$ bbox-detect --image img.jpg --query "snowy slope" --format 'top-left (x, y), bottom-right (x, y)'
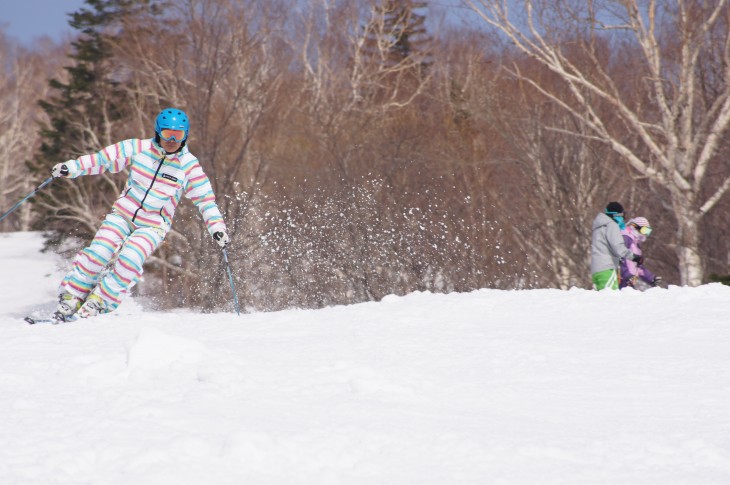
top-left (0, 231), bottom-right (729, 484)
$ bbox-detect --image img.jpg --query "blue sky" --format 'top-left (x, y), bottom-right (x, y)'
top-left (0, 0), bottom-right (477, 47)
top-left (1, 0), bottom-right (87, 45)
top-left (0, 0), bottom-right (467, 46)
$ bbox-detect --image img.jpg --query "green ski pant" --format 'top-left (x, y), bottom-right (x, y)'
top-left (592, 268), bottom-right (619, 290)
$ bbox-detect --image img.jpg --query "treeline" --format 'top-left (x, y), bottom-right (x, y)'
top-left (0, 0), bottom-right (728, 312)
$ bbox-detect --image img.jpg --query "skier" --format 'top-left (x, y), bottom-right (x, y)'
top-left (619, 217), bottom-right (662, 289)
top-left (590, 201), bottom-right (642, 290)
top-left (50, 108), bottom-right (230, 321)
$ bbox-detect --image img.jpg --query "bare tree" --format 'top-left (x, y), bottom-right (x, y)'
top-left (0, 36), bottom-right (64, 231)
top-left (109, 0), bottom-right (288, 309)
top-left (291, 0), bottom-right (433, 133)
top-left (279, 0), bottom-right (439, 301)
top-left (503, 100), bottom-right (627, 288)
top-left (467, 0), bottom-right (730, 285)
top-left (0, 42), bottom-right (35, 231)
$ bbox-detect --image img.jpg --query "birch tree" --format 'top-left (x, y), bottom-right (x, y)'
top-left (280, 0), bottom-right (437, 302)
top-left (467, 0), bottom-right (730, 285)
top-left (500, 95), bottom-right (626, 289)
top-left (0, 37), bottom-right (62, 231)
top-left (109, 0), bottom-right (286, 309)
top-left (0, 41), bottom-right (37, 231)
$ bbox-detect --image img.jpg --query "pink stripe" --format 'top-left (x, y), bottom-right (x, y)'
top-left (102, 223), bottom-right (127, 239)
top-left (98, 285), bottom-right (122, 304)
top-left (77, 260), bottom-right (102, 277)
top-left (66, 280), bottom-right (90, 293)
top-left (131, 165), bottom-right (155, 181)
top-left (115, 204), bottom-right (136, 219)
top-left (118, 259), bottom-right (140, 278)
top-left (129, 236), bottom-right (155, 256)
top-left (83, 252), bottom-right (106, 268)
top-left (97, 236), bottom-right (119, 248)
top-left (129, 212), bottom-right (158, 225)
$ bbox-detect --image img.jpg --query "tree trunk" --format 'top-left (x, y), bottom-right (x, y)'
top-left (673, 196), bottom-right (704, 286)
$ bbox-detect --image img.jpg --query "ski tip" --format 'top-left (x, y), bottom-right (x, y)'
top-left (24, 314), bottom-right (75, 325)
top-left (24, 316), bottom-right (54, 325)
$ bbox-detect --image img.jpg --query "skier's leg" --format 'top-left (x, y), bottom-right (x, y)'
top-left (88, 226), bottom-right (165, 312)
top-left (59, 213), bottom-right (132, 301)
top-left (592, 268), bottom-right (619, 290)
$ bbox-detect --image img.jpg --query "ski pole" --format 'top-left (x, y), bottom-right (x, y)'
top-left (0, 177), bottom-right (55, 223)
top-left (222, 247), bottom-right (241, 316)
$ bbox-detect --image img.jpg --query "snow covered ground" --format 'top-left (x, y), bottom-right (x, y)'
top-left (0, 231), bottom-right (729, 484)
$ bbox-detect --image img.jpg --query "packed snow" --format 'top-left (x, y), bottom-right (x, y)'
top-left (0, 231), bottom-right (729, 484)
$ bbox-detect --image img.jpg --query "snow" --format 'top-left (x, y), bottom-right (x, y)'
top-left (1, 231), bottom-right (729, 484)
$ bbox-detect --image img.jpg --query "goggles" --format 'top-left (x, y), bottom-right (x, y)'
top-left (159, 128), bottom-right (186, 142)
top-left (638, 225), bottom-right (652, 236)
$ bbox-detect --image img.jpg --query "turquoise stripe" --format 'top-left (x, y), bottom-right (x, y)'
top-left (98, 279), bottom-right (123, 303)
top-left (104, 217), bottom-right (129, 235)
top-left (85, 246), bottom-right (114, 266)
top-left (118, 140), bottom-right (127, 161)
top-left (107, 269), bottom-right (131, 289)
top-left (189, 179), bottom-right (210, 190)
top-left (119, 251), bottom-right (143, 270)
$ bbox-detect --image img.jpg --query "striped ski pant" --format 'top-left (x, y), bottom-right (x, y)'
top-left (60, 212), bottom-right (165, 312)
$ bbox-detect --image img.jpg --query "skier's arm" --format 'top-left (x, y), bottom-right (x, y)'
top-left (608, 224), bottom-right (635, 260)
top-left (52, 139), bottom-right (140, 178)
top-left (184, 160), bottom-right (227, 238)
top-left (623, 234), bottom-right (632, 248)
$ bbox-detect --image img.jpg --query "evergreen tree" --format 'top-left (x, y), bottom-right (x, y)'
top-left (362, 0), bottom-right (432, 71)
top-left (29, 0), bottom-right (165, 242)
top-left (355, 0), bottom-right (432, 107)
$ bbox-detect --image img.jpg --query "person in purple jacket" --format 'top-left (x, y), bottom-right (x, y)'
top-left (619, 217), bottom-right (662, 289)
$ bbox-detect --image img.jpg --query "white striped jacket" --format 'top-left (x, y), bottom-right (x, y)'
top-left (63, 138), bottom-right (227, 236)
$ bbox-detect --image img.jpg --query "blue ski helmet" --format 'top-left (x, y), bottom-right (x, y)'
top-left (155, 108), bottom-right (189, 142)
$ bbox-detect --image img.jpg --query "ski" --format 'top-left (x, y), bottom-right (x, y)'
top-left (24, 314), bottom-right (79, 325)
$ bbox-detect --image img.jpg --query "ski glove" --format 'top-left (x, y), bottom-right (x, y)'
top-left (213, 231), bottom-right (230, 248)
top-left (631, 253), bottom-right (644, 265)
top-left (651, 276), bottom-right (662, 287)
top-left (52, 163), bottom-right (70, 178)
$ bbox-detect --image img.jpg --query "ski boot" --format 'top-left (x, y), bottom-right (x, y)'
top-left (77, 294), bottom-right (105, 319)
top-left (54, 293), bottom-right (83, 323)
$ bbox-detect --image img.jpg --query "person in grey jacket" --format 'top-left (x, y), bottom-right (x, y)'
top-left (591, 202), bottom-right (642, 290)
